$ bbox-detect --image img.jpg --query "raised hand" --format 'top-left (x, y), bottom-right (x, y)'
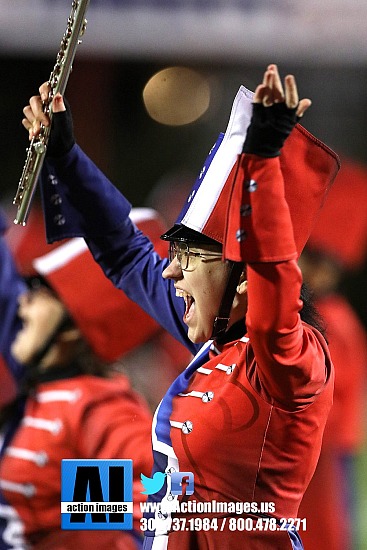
top-left (22, 83), bottom-right (73, 158)
top-left (253, 64), bottom-right (311, 118)
top-left (243, 64), bottom-right (312, 157)
top-left (22, 83), bottom-right (67, 140)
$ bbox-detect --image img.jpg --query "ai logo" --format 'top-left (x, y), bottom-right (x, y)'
top-left (61, 459), bottom-right (133, 530)
top-left (170, 472), bottom-right (194, 496)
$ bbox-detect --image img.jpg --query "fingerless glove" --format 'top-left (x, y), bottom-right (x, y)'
top-left (242, 102), bottom-right (298, 158)
top-left (46, 98), bottom-right (75, 158)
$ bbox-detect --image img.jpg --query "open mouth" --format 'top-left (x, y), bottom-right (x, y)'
top-left (176, 289), bottom-right (195, 323)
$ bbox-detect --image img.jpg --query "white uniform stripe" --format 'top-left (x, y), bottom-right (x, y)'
top-left (215, 363), bottom-right (229, 372)
top-left (151, 406), bottom-right (178, 459)
top-left (177, 391), bottom-right (204, 398)
top-left (5, 447), bottom-right (48, 467)
top-left (36, 389), bottom-right (81, 403)
top-left (169, 421), bottom-right (183, 430)
top-left (22, 416), bottom-right (62, 435)
top-left (0, 480), bottom-right (35, 498)
top-left (196, 367), bottom-right (212, 375)
top-left (33, 208), bottom-right (156, 274)
top-left (33, 238), bottom-right (87, 275)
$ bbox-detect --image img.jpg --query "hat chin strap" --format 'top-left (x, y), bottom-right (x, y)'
top-left (211, 261), bottom-right (245, 339)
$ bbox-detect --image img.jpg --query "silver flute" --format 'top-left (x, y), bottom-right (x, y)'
top-left (13, 0), bottom-right (90, 225)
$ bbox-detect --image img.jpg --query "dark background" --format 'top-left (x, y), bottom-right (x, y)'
top-left (1, 55), bottom-right (366, 328)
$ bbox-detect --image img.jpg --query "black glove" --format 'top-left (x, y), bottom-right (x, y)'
top-left (242, 102), bottom-right (298, 158)
top-left (46, 98), bottom-right (75, 158)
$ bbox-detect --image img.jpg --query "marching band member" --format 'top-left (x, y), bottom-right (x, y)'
top-left (298, 159), bottom-right (367, 550)
top-left (23, 64), bottom-right (339, 548)
top-left (0, 207), bottom-right (167, 549)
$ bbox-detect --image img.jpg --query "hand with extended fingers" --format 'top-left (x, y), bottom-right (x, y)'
top-left (22, 84), bottom-right (73, 158)
top-left (253, 63), bottom-right (311, 117)
top-left (243, 64), bottom-right (312, 158)
top-left (22, 84), bottom-right (65, 138)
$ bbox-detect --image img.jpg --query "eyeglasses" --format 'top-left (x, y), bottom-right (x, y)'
top-left (169, 242), bottom-right (222, 271)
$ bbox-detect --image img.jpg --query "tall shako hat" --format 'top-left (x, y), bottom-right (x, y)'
top-left (12, 208), bottom-right (167, 363)
top-left (161, 86), bottom-right (340, 255)
top-left (161, 88), bottom-right (254, 245)
top-left (161, 86), bottom-right (340, 336)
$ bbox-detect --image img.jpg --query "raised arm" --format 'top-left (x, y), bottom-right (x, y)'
top-left (21, 86), bottom-right (197, 355)
top-left (225, 65), bottom-right (332, 407)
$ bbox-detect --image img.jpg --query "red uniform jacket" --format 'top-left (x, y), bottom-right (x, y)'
top-left (0, 373), bottom-right (153, 549)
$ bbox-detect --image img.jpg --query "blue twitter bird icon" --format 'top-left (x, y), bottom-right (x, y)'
top-left (140, 472), bottom-right (167, 495)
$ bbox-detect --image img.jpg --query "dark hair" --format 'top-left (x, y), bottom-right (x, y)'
top-left (299, 282), bottom-right (327, 340)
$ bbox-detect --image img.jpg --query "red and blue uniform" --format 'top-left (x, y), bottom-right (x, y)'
top-left (0, 371), bottom-right (153, 550)
top-left (0, 208), bottom-right (154, 549)
top-left (38, 140), bottom-right (334, 549)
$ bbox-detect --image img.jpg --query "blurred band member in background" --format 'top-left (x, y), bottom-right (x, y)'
top-left (299, 159), bottom-right (367, 550)
top-left (0, 206), bottom-right (167, 549)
